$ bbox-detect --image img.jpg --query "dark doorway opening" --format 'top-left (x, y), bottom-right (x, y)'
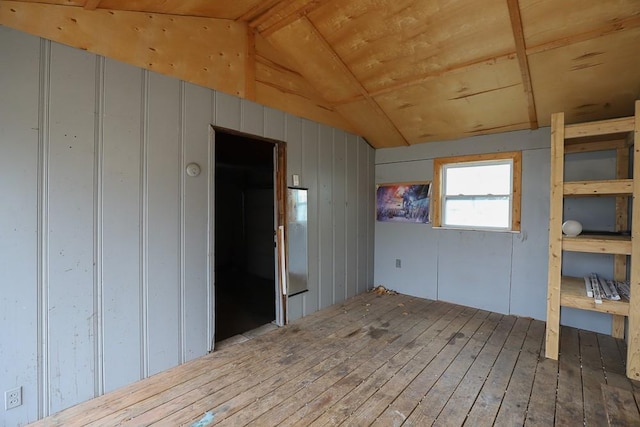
top-left (215, 130), bottom-right (276, 342)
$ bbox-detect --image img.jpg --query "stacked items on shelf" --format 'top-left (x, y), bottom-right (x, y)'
top-left (583, 273), bottom-right (629, 303)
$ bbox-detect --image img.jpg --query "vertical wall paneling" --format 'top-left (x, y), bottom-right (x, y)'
top-left (145, 72), bottom-right (181, 376)
top-left (183, 83), bottom-right (213, 360)
top-left (302, 120), bottom-right (320, 314)
top-left (47, 42), bottom-right (97, 413)
top-left (241, 98), bottom-right (265, 136)
top-left (373, 158), bottom-right (438, 300)
top-left (345, 134), bottom-right (359, 298)
top-left (208, 95), bottom-right (216, 348)
top-left (287, 294), bottom-right (304, 322)
top-left (510, 148), bottom-right (550, 321)
top-left (208, 125), bottom-right (216, 349)
top-left (102, 58), bottom-right (143, 393)
top-left (0, 28), bottom-right (376, 425)
top-left (367, 143), bottom-right (375, 290)
top-left (37, 37), bottom-right (51, 420)
top-left (357, 139), bottom-right (369, 294)
top-left (285, 115), bottom-right (302, 188)
top-left (264, 107), bottom-right (286, 141)
top-left (214, 90), bottom-right (241, 131)
top-left (92, 55), bottom-right (105, 398)
top-left (0, 27), bottom-right (40, 425)
top-left (284, 114), bottom-right (303, 318)
top-left (437, 231), bottom-right (512, 314)
top-left (318, 125), bottom-right (334, 309)
top-left (178, 81), bottom-right (186, 364)
top-left (140, 69), bottom-right (150, 379)
top-left (333, 132), bottom-right (347, 302)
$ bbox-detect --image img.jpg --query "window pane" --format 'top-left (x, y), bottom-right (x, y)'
top-left (445, 163), bottom-right (511, 195)
top-left (444, 198), bottom-right (510, 228)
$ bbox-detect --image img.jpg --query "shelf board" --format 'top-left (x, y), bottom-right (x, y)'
top-left (565, 116), bottom-right (635, 139)
top-left (564, 179), bottom-right (632, 196)
top-left (562, 234), bottom-right (631, 255)
top-left (560, 276), bottom-right (629, 316)
top-left (564, 138), bottom-right (628, 154)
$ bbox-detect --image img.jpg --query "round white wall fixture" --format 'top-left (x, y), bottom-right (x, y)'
top-left (562, 220), bottom-right (583, 237)
top-left (186, 163), bottom-right (201, 177)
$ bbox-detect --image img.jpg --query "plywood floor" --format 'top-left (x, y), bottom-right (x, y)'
top-left (30, 292), bottom-right (640, 426)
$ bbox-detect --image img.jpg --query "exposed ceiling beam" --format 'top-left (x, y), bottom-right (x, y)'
top-left (83, 0), bottom-right (101, 11)
top-left (506, 0), bottom-right (538, 129)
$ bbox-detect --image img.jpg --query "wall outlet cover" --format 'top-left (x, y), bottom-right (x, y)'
top-left (5, 386), bottom-right (22, 410)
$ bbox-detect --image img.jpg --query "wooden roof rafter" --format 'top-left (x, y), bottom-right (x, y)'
top-left (506, 0), bottom-right (538, 129)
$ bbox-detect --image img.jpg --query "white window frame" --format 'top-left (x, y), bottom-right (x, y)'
top-left (432, 151), bottom-right (522, 232)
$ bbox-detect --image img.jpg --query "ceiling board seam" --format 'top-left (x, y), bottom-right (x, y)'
top-left (334, 53), bottom-right (517, 105)
top-left (256, 79), bottom-right (318, 104)
top-left (256, 0), bottom-right (328, 37)
top-left (255, 54), bottom-right (304, 78)
top-left (300, 16), bottom-right (409, 146)
top-left (83, 0), bottom-right (100, 11)
top-left (466, 121), bottom-right (530, 135)
top-left (237, 0), bottom-right (282, 23)
top-left (448, 83), bottom-right (521, 101)
top-left (248, 0), bottom-right (294, 29)
top-left (254, 55), bottom-right (343, 112)
top-left (259, 12), bottom-right (302, 38)
top-left (526, 15), bottom-right (640, 56)
top-left (506, 0), bottom-right (538, 129)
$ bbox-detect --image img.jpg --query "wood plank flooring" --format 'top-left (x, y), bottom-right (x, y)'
top-left (30, 292), bottom-right (640, 426)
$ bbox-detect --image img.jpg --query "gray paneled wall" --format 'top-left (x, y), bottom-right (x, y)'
top-left (0, 26), bottom-right (374, 426)
top-left (375, 127), bottom-right (616, 337)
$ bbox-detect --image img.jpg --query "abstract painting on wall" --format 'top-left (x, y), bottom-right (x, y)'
top-left (376, 182), bottom-right (431, 224)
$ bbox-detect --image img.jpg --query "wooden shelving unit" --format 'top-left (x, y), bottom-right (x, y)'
top-left (546, 100), bottom-right (640, 379)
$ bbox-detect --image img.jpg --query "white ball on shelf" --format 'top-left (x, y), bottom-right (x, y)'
top-left (562, 220), bottom-right (583, 237)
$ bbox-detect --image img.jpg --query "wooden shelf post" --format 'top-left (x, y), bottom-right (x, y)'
top-left (628, 100), bottom-right (640, 379)
top-left (545, 112), bottom-right (565, 360)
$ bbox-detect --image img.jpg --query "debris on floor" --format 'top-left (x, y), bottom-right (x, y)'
top-left (190, 411), bottom-right (215, 427)
top-left (371, 285), bottom-right (398, 295)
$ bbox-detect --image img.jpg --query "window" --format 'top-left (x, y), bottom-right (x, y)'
top-left (432, 152), bottom-right (521, 231)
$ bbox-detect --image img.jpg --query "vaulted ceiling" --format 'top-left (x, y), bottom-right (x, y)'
top-left (1, 0), bottom-right (639, 148)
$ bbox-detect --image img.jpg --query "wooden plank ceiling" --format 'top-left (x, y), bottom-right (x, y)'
top-left (1, 0), bottom-right (639, 148)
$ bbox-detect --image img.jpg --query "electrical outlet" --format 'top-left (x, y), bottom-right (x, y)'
top-left (5, 386), bottom-right (22, 410)
top-left (395, 259), bottom-right (401, 268)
